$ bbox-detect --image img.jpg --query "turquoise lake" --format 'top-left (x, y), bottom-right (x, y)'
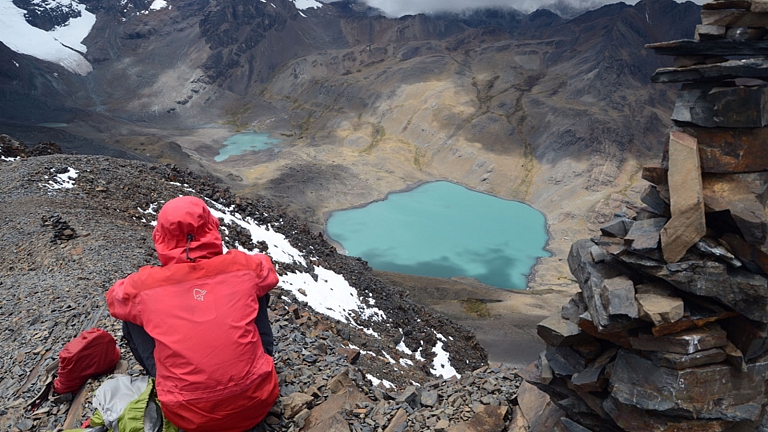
top-left (215, 132), bottom-right (281, 162)
top-left (326, 181), bottom-right (550, 289)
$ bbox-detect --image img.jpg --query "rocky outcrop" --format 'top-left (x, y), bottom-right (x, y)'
top-left (520, 1), bottom-right (768, 430)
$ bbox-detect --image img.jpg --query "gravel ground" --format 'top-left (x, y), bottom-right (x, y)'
top-left (0, 138), bottom-right (522, 431)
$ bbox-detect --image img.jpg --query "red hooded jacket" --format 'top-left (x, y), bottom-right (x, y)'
top-left (107, 196), bottom-right (279, 432)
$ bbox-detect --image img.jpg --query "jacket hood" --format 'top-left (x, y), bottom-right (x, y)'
top-left (152, 196), bottom-right (223, 266)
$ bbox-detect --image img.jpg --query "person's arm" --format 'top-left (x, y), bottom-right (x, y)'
top-left (106, 276), bottom-right (143, 326)
top-left (253, 254), bottom-right (279, 297)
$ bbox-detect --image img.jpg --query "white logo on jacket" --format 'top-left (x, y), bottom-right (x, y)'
top-left (193, 288), bottom-right (207, 301)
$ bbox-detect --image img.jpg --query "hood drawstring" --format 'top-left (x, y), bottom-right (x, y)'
top-left (185, 234), bottom-right (195, 262)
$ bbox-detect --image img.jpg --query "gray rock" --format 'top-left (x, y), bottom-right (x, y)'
top-left (625, 218), bottom-right (668, 252)
top-left (599, 217), bottom-right (633, 238)
top-left (618, 252), bottom-right (768, 323)
top-left (672, 85), bottom-right (768, 128)
top-left (544, 346), bottom-right (586, 377)
top-left (420, 389), bottom-right (439, 407)
top-left (281, 392), bottom-right (315, 419)
top-left (610, 349), bottom-right (768, 421)
top-left (537, 314), bottom-right (588, 347)
top-left (599, 276), bottom-right (638, 318)
top-left (568, 240), bottom-right (637, 332)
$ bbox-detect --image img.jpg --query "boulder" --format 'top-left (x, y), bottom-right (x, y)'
top-left (384, 408), bottom-right (408, 432)
top-left (695, 238), bottom-right (742, 267)
top-left (610, 349), bottom-right (768, 421)
top-left (568, 348), bottom-right (616, 393)
top-left (559, 417), bottom-right (594, 432)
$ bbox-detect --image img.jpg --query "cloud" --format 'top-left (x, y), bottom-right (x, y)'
top-left (351, 0), bottom-right (703, 17)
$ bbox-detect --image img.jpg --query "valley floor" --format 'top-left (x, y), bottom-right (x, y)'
top-left (374, 271), bottom-right (576, 367)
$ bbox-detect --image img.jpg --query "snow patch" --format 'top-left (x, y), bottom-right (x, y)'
top-left (366, 374), bottom-right (395, 389)
top-left (431, 332), bottom-right (459, 379)
top-left (396, 337), bottom-right (413, 355)
top-left (280, 266), bottom-right (385, 333)
top-left (292, 0), bottom-right (322, 10)
top-left (149, 0), bottom-right (168, 10)
top-left (0, 0), bottom-right (94, 75)
top-left (42, 167), bottom-right (78, 189)
top-left (205, 199), bottom-right (306, 265)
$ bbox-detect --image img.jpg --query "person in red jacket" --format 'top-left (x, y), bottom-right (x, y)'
top-left (106, 196), bottom-right (280, 432)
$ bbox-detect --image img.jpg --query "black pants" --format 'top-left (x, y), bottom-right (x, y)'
top-left (123, 294), bottom-right (274, 378)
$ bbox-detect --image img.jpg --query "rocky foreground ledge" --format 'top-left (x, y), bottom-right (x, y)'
top-left (0, 141), bottom-right (531, 431)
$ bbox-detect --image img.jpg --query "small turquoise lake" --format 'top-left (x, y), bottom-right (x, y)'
top-left (326, 181), bottom-right (550, 289)
top-left (215, 132), bottom-right (281, 162)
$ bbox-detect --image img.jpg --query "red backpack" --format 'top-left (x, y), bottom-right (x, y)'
top-left (54, 328), bottom-right (121, 394)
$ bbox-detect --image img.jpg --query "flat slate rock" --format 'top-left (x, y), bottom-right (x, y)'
top-left (618, 252), bottom-right (768, 323)
top-left (651, 347), bottom-right (728, 370)
top-left (672, 86), bottom-right (768, 128)
top-left (537, 314), bottom-right (589, 347)
top-left (660, 131), bottom-right (706, 263)
top-left (603, 396), bottom-right (739, 432)
top-left (625, 218), bottom-right (668, 252)
top-left (629, 323), bottom-right (728, 355)
top-left (652, 58), bottom-right (768, 83)
top-left (646, 39), bottom-right (768, 56)
top-left (610, 349), bottom-right (768, 421)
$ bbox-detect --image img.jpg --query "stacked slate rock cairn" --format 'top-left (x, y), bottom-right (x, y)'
top-left (523, 1), bottom-right (768, 431)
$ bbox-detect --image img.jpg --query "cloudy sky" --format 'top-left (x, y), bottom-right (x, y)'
top-left (357, 0), bottom-right (704, 17)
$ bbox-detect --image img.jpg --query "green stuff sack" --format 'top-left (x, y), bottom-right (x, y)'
top-left (89, 375), bottom-right (178, 432)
